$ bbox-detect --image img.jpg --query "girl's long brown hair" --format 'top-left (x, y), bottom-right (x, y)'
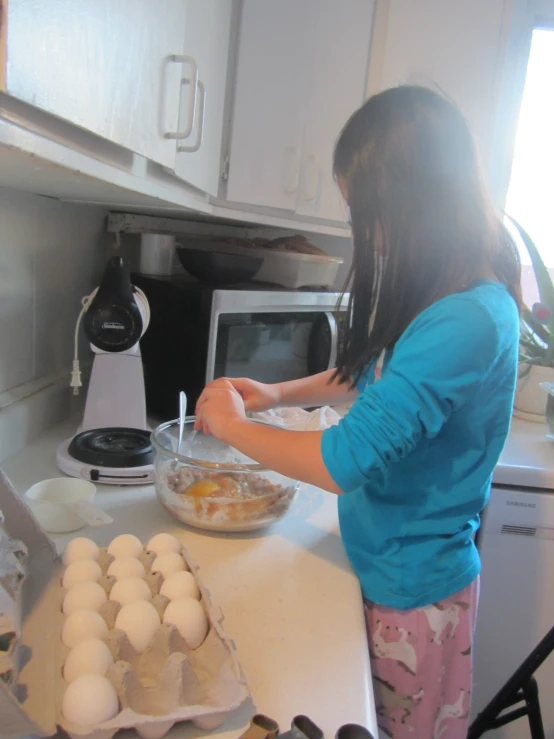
top-left (333, 85), bottom-right (521, 384)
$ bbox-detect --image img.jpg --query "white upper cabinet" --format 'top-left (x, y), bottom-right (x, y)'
top-left (172, 0), bottom-right (233, 197)
top-left (226, 0), bottom-right (315, 212)
top-left (0, 0), bottom-right (525, 228)
top-left (5, 0), bottom-right (189, 168)
top-left (296, 0), bottom-right (375, 222)
top-left (226, 0), bottom-right (375, 222)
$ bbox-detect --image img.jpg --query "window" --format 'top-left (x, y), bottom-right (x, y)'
top-left (505, 27), bottom-right (554, 266)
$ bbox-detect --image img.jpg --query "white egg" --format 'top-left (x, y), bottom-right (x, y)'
top-left (109, 577), bottom-right (152, 606)
top-left (115, 600), bottom-right (160, 652)
top-left (146, 532), bottom-right (181, 556)
top-left (163, 597), bottom-right (208, 649)
top-left (63, 582), bottom-right (107, 616)
top-left (62, 538), bottom-right (100, 566)
top-left (160, 570), bottom-right (200, 601)
top-left (62, 560), bottom-right (103, 590)
top-left (63, 638), bottom-right (113, 683)
top-left (62, 674), bottom-right (119, 726)
top-left (107, 534), bottom-right (143, 559)
top-left (107, 556), bottom-right (145, 581)
top-left (151, 552), bottom-right (185, 579)
top-left (62, 609), bottom-right (108, 648)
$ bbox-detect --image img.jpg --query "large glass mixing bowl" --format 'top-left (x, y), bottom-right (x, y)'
top-left (151, 419), bottom-right (299, 532)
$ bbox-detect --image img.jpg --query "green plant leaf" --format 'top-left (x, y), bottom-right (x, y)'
top-left (520, 328), bottom-right (539, 343)
top-left (522, 305), bottom-right (551, 344)
top-left (507, 215), bottom-right (554, 364)
top-left (519, 347), bottom-right (542, 361)
top-left (508, 217), bottom-right (554, 312)
top-left (520, 339), bottom-right (542, 356)
top-left (520, 341), bottom-right (546, 361)
top-left (519, 324), bottom-right (546, 352)
top-left (518, 363), bottom-right (532, 378)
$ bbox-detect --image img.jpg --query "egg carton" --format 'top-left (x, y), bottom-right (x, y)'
top-left (0, 468), bottom-right (249, 739)
top-left (0, 614), bottom-right (18, 685)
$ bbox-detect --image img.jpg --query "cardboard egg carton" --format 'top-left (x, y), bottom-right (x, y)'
top-left (0, 469), bottom-right (249, 739)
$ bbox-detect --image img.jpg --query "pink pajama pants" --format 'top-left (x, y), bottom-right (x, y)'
top-left (364, 578), bottom-right (479, 739)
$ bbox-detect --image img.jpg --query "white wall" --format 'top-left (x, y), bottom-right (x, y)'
top-left (368, 0), bottom-right (510, 167)
top-left (0, 187), bottom-right (107, 460)
top-left (365, 0), bottom-right (543, 210)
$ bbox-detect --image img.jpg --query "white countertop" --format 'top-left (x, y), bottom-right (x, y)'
top-left (1, 419), bottom-right (378, 739)
top-left (494, 418), bottom-right (554, 490)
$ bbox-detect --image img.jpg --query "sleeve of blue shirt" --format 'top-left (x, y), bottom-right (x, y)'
top-left (321, 295), bottom-right (501, 493)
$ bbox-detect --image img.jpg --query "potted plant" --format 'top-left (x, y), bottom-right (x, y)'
top-left (509, 217), bottom-right (554, 419)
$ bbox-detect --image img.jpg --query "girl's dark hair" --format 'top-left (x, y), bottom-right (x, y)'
top-left (333, 85), bottom-right (521, 384)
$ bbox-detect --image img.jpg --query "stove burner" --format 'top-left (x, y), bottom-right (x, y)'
top-left (68, 428), bottom-right (153, 469)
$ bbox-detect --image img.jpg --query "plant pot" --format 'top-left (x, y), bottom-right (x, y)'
top-left (513, 364), bottom-right (554, 421)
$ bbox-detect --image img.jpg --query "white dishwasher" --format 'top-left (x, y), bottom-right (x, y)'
top-left (472, 418), bottom-right (554, 738)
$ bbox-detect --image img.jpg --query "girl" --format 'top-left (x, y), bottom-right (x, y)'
top-left (194, 86), bottom-right (521, 738)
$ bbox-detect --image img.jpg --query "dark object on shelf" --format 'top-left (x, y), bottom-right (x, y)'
top-left (468, 623), bottom-right (554, 738)
top-left (175, 245), bottom-right (263, 286)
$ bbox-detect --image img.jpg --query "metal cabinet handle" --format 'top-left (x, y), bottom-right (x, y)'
top-left (165, 54), bottom-right (199, 140)
top-left (283, 147), bottom-right (300, 194)
top-left (326, 311), bottom-right (338, 369)
top-left (178, 80), bottom-right (205, 153)
top-left (303, 154), bottom-right (319, 201)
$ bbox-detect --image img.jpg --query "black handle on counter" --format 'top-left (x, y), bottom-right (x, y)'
top-left (336, 724), bottom-right (375, 739)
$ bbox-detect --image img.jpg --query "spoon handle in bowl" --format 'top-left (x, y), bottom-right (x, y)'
top-left (178, 391), bottom-right (187, 452)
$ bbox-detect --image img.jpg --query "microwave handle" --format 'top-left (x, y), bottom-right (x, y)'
top-left (326, 311), bottom-right (338, 370)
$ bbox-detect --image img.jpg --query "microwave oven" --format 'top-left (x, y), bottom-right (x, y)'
top-left (132, 274), bottom-right (348, 420)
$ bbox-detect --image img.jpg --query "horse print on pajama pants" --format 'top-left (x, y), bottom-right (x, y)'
top-left (364, 578), bottom-right (479, 738)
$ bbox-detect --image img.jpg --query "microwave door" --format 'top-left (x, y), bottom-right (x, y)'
top-left (307, 312), bottom-right (338, 375)
top-left (210, 312), bottom-right (335, 385)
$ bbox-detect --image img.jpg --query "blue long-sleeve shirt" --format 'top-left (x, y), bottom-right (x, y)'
top-left (321, 280), bottom-right (519, 609)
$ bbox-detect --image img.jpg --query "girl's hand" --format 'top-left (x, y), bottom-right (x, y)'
top-left (194, 379), bottom-right (247, 440)
top-left (211, 377), bottom-right (281, 412)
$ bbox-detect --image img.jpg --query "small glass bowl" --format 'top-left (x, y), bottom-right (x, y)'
top-left (151, 419), bottom-right (299, 532)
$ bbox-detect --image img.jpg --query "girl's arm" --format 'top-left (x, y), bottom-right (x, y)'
top-left (220, 422), bottom-right (339, 493)
top-left (274, 369), bottom-right (359, 407)
top-left (194, 379), bottom-right (341, 493)
top-left (215, 369), bottom-right (359, 413)
top-left (196, 296), bottom-right (507, 496)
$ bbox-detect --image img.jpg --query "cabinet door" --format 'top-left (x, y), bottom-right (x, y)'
top-left (172, 0), bottom-right (232, 196)
top-left (0, 0), bottom-right (6, 91)
top-left (5, 0), bottom-right (187, 168)
top-left (226, 0), bottom-right (316, 211)
top-left (296, 0), bottom-right (375, 222)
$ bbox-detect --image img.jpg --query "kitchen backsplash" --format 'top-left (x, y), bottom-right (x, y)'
top-left (0, 187), bottom-right (107, 461)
